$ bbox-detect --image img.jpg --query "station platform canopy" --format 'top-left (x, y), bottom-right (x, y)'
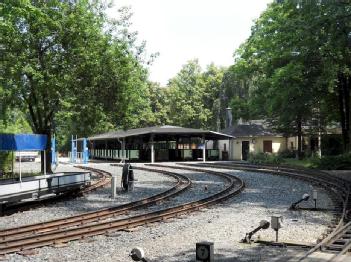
top-left (0, 134), bottom-right (47, 151)
top-left (85, 125), bottom-right (233, 141)
top-left (81, 126), bottom-right (233, 163)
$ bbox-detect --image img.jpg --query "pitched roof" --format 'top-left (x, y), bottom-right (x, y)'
top-left (221, 124), bottom-right (282, 138)
top-left (86, 126), bottom-right (233, 141)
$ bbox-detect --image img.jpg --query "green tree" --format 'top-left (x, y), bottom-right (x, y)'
top-left (201, 63), bottom-right (225, 130)
top-left (147, 82), bottom-right (170, 126)
top-left (0, 1), bottom-right (154, 171)
top-left (227, 1), bottom-right (351, 157)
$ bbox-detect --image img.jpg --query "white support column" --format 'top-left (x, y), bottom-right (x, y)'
top-left (150, 135), bottom-right (155, 163)
top-left (202, 135), bottom-right (206, 163)
top-left (318, 131), bottom-right (322, 158)
top-left (228, 139), bottom-right (232, 160)
top-left (19, 151), bottom-right (22, 183)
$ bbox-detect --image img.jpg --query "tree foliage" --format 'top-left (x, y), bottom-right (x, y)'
top-left (222, 1), bottom-right (351, 157)
top-left (0, 1), bottom-right (154, 170)
top-left (166, 60), bottom-right (225, 130)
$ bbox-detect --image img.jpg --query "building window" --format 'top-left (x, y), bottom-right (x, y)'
top-left (263, 140), bottom-right (273, 153)
top-left (224, 143), bottom-right (227, 152)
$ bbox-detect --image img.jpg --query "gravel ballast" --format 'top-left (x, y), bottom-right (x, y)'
top-left (2, 162), bottom-right (336, 261)
top-left (0, 163), bottom-right (175, 229)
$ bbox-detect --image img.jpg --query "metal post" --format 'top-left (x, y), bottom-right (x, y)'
top-left (44, 150), bottom-right (46, 175)
top-left (313, 189), bottom-right (318, 209)
top-left (228, 139), bottom-right (231, 160)
top-left (75, 135), bottom-right (78, 162)
top-left (71, 135), bottom-right (73, 163)
top-left (51, 136), bottom-right (56, 166)
top-left (111, 175), bottom-right (117, 198)
top-left (19, 151), bottom-right (22, 183)
top-left (83, 138), bottom-right (88, 164)
top-left (275, 229), bottom-right (278, 242)
top-left (12, 151), bottom-right (14, 175)
top-left (202, 135), bottom-right (206, 163)
top-left (150, 135), bottom-right (155, 163)
top-left (318, 130), bottom-right (322, 158)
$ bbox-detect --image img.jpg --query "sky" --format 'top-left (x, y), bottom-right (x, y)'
top-left (108, 0), bottom-right (272, 86)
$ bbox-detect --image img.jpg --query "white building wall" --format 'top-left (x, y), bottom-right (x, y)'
top-left (219, 136), bottom-right (287, 160)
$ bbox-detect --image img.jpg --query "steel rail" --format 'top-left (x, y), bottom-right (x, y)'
top-left (0, 166), bottom-right (191, 242)
top-left (76, 166), bottom-right (111, 194)
top-left (179, 162), bottom-right (350, 261)
top-left (0, 167), bottom-right (111, 216)
top-left (0, 165), bottom-right (244, 255)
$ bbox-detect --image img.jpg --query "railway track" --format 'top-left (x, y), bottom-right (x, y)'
top-left (178, 162), bottom-right (351, 261)
top-left (77, 166), bottom-right (111, 194)
top-left (0, 166), bottom-right (190, 244)
top-left (0, 165), bottom-right (244, 255)
top-left (1, 167), bottom-right (111, 216)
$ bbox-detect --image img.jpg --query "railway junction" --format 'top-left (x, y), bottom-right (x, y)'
top-left (3, 1), bottom-right (351, 261)
top-left (0, 156), bottom-right (349, 262)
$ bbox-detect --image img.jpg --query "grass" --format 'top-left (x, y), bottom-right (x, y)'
top-left (282, 158), bottom-right (314, 168)
top-left (0, 172), bottom-right (43, 180)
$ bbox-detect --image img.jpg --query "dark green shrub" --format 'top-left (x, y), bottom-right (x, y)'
top-left (248, 152), bottom-right (285, 166)
top-left (279, 150), bottom-right (296, 158)
top-left (248, 152), bottom-right (268, 165)
top-left (0, 151), bottom-right (13, 173)
top-left (312, 153), bottom-right (351, 170)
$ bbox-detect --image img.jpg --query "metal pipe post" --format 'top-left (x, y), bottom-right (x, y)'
top-left (275, 229), bottom-right (278, 242)
top-left (19, 151), bottom-right (22, 183)
top-left (202, 135), bottom-right (206, 162)
top-left (44, 150), bottom-right (46, 175)
top-left (83, 138), bottom-right (88, 164)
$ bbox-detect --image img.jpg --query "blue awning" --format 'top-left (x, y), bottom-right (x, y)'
top-left (0, 134), bottom-right (48, 151)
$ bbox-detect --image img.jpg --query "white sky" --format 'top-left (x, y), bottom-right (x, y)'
top-left (108, 0), bottom-right (272, 86)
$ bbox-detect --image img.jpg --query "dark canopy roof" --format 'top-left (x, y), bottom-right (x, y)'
top-left (85, 126), bottom-right (233, 141)
top-left (221, 124), bottom-right (282, 138)
top-left (0, 134), bottom-right (47, 151)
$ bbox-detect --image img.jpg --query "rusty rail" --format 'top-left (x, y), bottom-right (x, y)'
top-left (0, 166), bottom-right (190, 243)
top-left (0, 165), bottom-right (244, 255)
top-left (179, 162), bottom-right (350, 261)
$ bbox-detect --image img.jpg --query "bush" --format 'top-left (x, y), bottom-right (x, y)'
top-left (311, 153), bottom-right (351, 170)
top-left (279, 150), bottom-right (296, 158)
top-left (0, 151), bottom-right (13, 173)
top-left (248, 152), bottom-right (285, 166)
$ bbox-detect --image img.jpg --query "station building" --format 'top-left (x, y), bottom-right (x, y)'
top-left (219, 119), bottom-right (343, 160)
top-left (219, 120), bottom-right (286, 161)
top-left (86, 125), bottom-right (233, 163)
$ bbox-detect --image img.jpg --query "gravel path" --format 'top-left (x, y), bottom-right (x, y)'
top-left (1, 163), bottom-right (336, 262)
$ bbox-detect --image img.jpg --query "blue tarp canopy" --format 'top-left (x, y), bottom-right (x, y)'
top-left (0, 134), bottom-right (47, 151)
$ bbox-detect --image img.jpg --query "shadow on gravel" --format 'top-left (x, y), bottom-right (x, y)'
top-left (152, 245), bottom-right (330, 262)
top-left (47, 185), bottom-right (177, 212)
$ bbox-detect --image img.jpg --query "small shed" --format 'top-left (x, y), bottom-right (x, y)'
top-left (220, 121), bottom-right (286, 160)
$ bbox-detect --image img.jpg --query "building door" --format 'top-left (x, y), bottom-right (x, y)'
top-left (242, 141), bottom-right (250, 161)
top-left (263, 140), bottom-right (273, 153)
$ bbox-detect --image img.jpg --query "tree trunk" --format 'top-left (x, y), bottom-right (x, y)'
top-left (296, 117), bottom-right (303, 160)
top-left (347, 75), bottom-right (351, 152)
top-left (40, 129), bottom-right (52, 174)
top-left (338, 73), bottom-right (350, 152)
